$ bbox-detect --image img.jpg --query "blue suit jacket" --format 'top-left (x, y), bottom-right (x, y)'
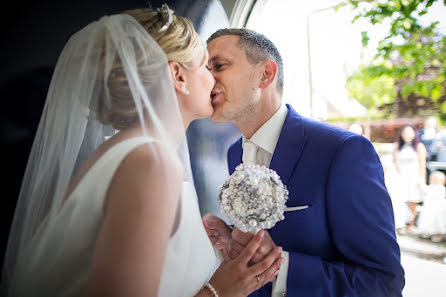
top-left (228, 105), bottom-right (405, 297)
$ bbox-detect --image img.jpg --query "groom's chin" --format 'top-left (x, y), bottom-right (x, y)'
top-left (210, 113), bottom-right (226, 123)
top-left (210, 105), bottom-right (233, 123)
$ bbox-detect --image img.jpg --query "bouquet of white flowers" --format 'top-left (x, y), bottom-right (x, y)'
top-left (218, 164), bottom-right (289, 233)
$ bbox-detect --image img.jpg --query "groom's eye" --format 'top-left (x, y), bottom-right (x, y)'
top-left (206, 60), bottom-right (226, 72)
top-left (214, 63), bottom-right (225, 71)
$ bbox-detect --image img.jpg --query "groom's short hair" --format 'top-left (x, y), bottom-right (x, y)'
top-left (207, 28), bottom-right (284, 96)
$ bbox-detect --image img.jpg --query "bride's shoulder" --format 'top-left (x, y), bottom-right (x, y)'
top-left (104, 141), bottom-right (183, 211)
top-left (128, 140), bottom-right (183, 175)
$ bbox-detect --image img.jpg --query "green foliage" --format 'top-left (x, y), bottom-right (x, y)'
top-left (344, 0), bottom-right (446, 118)
top-left (346, 66), bottom-right (397, 109)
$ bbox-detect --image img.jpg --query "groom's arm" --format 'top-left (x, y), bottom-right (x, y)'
top-left (281, 134), bottom-right (405, 297)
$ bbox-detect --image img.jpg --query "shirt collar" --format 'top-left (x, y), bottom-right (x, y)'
top-left (243, 104), bottom-right (288, 154)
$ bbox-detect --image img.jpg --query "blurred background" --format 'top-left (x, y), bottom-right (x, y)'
top-left (1, 0), bottom-right (445, 296)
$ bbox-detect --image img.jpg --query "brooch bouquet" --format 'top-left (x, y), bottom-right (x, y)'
top-left (218, 164), bottom-right (289, 233)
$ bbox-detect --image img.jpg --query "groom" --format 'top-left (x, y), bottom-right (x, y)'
top-left (203, 28), bottom-right (405, 297)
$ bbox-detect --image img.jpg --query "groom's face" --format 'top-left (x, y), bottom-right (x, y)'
top-left (207, 35), bottom-right (262, 123)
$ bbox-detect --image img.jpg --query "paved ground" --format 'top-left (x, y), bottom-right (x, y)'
top-left (397, 232), bottom-right (446, 264)
top-left (397, 232), bottom-right (446, 297)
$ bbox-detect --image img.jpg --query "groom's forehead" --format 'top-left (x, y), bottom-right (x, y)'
top-left (208, 35), bottom-right (240, 51)
top-left (208, 43), bottom-right (245, 61)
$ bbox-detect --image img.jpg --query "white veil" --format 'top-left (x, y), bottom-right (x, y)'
top-left (2, 13), bottom-right (193, 295)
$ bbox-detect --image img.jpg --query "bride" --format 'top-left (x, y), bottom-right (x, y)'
top-left (1, 5), bottom-right (283, 297)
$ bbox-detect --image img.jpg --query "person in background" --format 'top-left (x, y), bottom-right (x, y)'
top-left (381, 155), bottom-right (412, 231)
top-left (348, 122), bottom-right (364, 136)
top-left (418, 117), bottom-right (439, 162)
top-left (429, 123), bottom-right (446, 165)
top-left (418, 170), bottom-right (446, 243)
top-left (418, 117), bottom-right (441, 183)
top-left (393, 124), bottom-right (426, 230)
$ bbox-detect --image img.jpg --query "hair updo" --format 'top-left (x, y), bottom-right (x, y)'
top-left (95, 7), bottom-right (203, 130)
top-left (124, 8), bottom-right (203, 68)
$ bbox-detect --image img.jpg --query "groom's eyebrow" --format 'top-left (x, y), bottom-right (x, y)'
top-left (209, 56), bottom-right (220, 63)
top-left (209, 55), bottom-right (231, 62)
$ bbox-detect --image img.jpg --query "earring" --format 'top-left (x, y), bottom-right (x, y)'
top-left (185, 89), bottom-right (190, 95)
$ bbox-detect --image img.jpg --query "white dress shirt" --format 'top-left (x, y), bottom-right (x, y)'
top-left (242, 104), bottom-right (289, 297)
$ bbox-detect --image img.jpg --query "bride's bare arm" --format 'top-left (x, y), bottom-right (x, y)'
top-left (85, 143), bottom-right (183, 297)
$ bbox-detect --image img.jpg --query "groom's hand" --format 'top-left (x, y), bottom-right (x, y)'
top-left (229, 227), bottom-right (277, 265)
top-left (202, 214), bottom-right (232, 252)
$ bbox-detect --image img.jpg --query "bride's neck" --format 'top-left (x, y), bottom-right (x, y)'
top-left (180, 109), bottom-right (192, 131)
top-left (182, 118), bottom-right (191, 132)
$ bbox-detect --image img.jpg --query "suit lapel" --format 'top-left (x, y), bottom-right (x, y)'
top-left (269, 104), bottom-right (306, 185)
top-left (228, 105), bottom-right (306, 183)
top-left (228, 138), bottom-right (242, 174)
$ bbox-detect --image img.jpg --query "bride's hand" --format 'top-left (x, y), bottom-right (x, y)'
top-left (202, 214), bottom-right (232, 252)
top-left (206, 230), bottom-right (284, 297)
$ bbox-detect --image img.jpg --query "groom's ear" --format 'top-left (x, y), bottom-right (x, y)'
top-left (259, 60), bottom-right (277, 90)
top-left (168, 61), bottom-right (189, 95)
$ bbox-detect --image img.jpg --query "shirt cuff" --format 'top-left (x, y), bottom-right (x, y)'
top-left (272, 250), bottom-right (289, 297)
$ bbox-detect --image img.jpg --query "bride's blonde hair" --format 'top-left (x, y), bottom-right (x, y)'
top-left (124, 8), bottom-right (205, 68)
top-left (96, 7), bottom-right (205, 130)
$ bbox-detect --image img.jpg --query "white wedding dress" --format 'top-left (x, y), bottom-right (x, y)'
top-left (12, 137), bottom-right (217, 297)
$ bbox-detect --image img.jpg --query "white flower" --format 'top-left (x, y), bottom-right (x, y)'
top-left (218, 164), bottom-right (289, 233)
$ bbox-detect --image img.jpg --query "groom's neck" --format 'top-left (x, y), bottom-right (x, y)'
top-left (238, 96), bottom-right (281, 139)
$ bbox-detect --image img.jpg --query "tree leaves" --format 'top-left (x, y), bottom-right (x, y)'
top-left (345, 0), bottom-right (446, 118)
top-left (346, 66), bottom-right (397, 109)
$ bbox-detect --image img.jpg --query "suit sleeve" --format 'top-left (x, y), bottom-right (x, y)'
top-left (283, 135), bottom-right (405, 297)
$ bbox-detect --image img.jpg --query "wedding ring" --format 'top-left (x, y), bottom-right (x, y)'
top-left (256, 275), bottom-right (261, 284)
